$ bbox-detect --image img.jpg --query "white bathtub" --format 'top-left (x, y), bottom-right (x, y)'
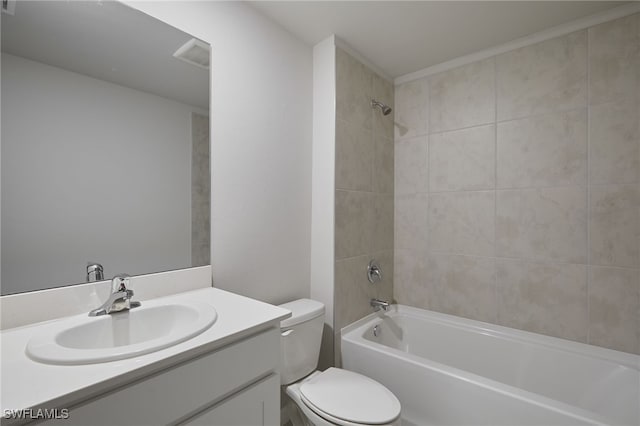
top-left (341, 305), bottom-right (639, 426)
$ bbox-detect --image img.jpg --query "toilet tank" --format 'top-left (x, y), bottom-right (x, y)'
top-left (278, 299), bottom-right (325, 385)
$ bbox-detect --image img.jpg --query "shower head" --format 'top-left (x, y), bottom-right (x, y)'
top-left (371, 99), bottom-right (392, 116)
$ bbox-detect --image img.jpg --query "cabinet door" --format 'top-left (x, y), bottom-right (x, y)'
top-left (183, 374), bottom-right (279, 426)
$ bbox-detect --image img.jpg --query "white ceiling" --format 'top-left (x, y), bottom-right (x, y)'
top-left (1, 1), bottom-right (209, 109)
top-left (249, 1), bottom-right (629, 79)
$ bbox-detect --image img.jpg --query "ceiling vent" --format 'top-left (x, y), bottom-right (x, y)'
top-left (173, 38), bottom-right (210, 70)
top-left (2, 0), bottom-right (16, 15)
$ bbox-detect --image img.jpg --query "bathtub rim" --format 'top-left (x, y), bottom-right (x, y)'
top-left (341, 304), bottom-right (639, 370)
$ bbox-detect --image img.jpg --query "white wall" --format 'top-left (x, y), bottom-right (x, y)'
top-left (310, 35), bottom-right (336, 369)
top-left (126, 1), bottom-right (313, 304)
top-left (1, 53), bottom-right (194, 294)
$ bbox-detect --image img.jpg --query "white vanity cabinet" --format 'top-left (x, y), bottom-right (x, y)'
top-left (40, 328), bottom-right (280, 426)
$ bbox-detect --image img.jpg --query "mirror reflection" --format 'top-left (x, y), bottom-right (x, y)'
top-left (1, 1), bottom-right (210, 295)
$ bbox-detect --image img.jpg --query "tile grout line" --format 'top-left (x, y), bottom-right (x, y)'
top-left (422, 249), bottom-right (640, 269)
top-left (389, 82), bottom-right (395, 303)
top-left (398, 182), bottom-right (633, 197)
top-left (586, 26), bottom-right (592, 346)
top-left (392, 84), bottom-right (403, 304)
top-left (493, 104), bottom-right (589, 126)
top-left (636, 13), bottom-right (640, 356)
top-left (407, 182), bottom-right (634, 196)
top-left (370, 92), bottom-right (376, 201)
top-left (426, 76), bottom-right (432, 197)
top-left (409, 104), bottom-right (588, 140)
top-left (493, 56), bottom-right (499, 325)
top-left (425, 76), bottom-right (431, 310)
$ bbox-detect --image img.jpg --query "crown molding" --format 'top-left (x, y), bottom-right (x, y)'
top-left (395, 3), bottom-right (640, 86)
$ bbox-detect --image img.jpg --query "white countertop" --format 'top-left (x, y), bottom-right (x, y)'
top-left (0, 287), bottom-right (290, 412)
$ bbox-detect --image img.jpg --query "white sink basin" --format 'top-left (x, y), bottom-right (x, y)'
top-left (26, 300), bottom-right (217, 365)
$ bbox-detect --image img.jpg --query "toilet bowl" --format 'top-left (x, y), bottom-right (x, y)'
top-left (279, 299), bottom-right (401, 426)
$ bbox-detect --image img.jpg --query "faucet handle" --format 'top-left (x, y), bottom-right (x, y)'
top-left (367, 259), bottom-right (383, 284)
top-left (111, 274), bottom-right (131, 292)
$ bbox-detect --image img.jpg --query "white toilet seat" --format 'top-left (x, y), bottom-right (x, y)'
top-left (300, 397), bottom-right (377, 426)
top-left (286, 368), bottom-right (401, 426)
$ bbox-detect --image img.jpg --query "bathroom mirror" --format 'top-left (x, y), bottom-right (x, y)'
top-left (1, 1), bottom-right (210, 295)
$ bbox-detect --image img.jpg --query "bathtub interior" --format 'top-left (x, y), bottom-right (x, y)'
top-left (349, 307), bottom-right (639, 426)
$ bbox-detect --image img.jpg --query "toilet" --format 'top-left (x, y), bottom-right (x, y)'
top-left (279, 299), bottom-right (401, 426)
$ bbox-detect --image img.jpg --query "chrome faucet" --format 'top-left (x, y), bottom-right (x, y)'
top-left (370, 298), bottom-right (390, 312)
top-left (89, 274), bottom-right (141, 316)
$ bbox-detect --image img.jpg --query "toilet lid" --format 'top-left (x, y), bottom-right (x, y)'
top-left (299, 368), bottom-right (401, 425)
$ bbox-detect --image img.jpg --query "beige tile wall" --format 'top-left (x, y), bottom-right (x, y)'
top-left (394, 14), bottom-right (640, 354)
top-left (335, 48), bottom-right (394, 365)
